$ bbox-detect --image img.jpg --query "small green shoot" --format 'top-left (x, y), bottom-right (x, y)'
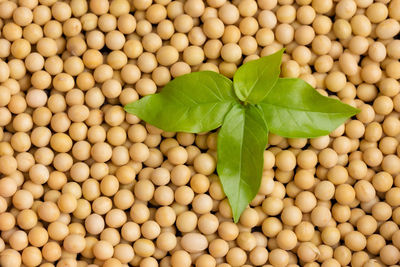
top-left (125, 49), bottom-right (359, 222)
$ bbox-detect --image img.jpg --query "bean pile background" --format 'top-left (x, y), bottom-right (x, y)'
top-left (1, 0), bottom-right (400, 266)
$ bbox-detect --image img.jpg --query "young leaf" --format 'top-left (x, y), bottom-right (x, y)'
top-left (124, 71), bottom-right (237, 133)
top-left (233, 49), bottom-right (284, 104)
top-left (217, 104), bottom-right (269, 222)
top-left (258, 78), bottom-right (360, 138)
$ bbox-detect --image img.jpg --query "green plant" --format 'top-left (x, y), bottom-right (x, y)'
top-left (125, 49), bottom-right (359, 222)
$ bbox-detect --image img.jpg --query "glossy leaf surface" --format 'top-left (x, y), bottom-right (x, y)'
top-left (124, 71), bottom-right (236, 133)
top-left (217, 104), bottom-right (269, 222)
top-left (233, 49), bottom-right (284, 104)
top-left (258, 78), bottom-right (360, 138)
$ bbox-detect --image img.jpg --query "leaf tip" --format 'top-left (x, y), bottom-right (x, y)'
top-left (123, 104), bottom-right (130, 111)
top-left (123, 102), bottom-right (136, 114)
top-left (124, 97), bottom-right (145, 115)
top-left (231, 204), bottom-right (244, 223)
top-left (345, 104), bottom-right (361, 119)
top-left (353, 107), bottom-right (361, 116)
top-left (230, 202), bottom-right (248, 224)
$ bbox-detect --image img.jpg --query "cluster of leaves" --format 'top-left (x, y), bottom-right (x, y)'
top-left (125, 49), bottom-right (359, 222)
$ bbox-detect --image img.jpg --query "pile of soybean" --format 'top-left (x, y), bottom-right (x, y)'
top-left (0, 0), bottom-right (400, 266)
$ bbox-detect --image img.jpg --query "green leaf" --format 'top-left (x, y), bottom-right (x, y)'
top-left (124, 71), bottom-right (237, 133)
top-left (258, 78), bottom-right (360, 138)
top-left (233, 49), bottom-right (284, 104)
top-left (217, 104), bottom-right (269, 222)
